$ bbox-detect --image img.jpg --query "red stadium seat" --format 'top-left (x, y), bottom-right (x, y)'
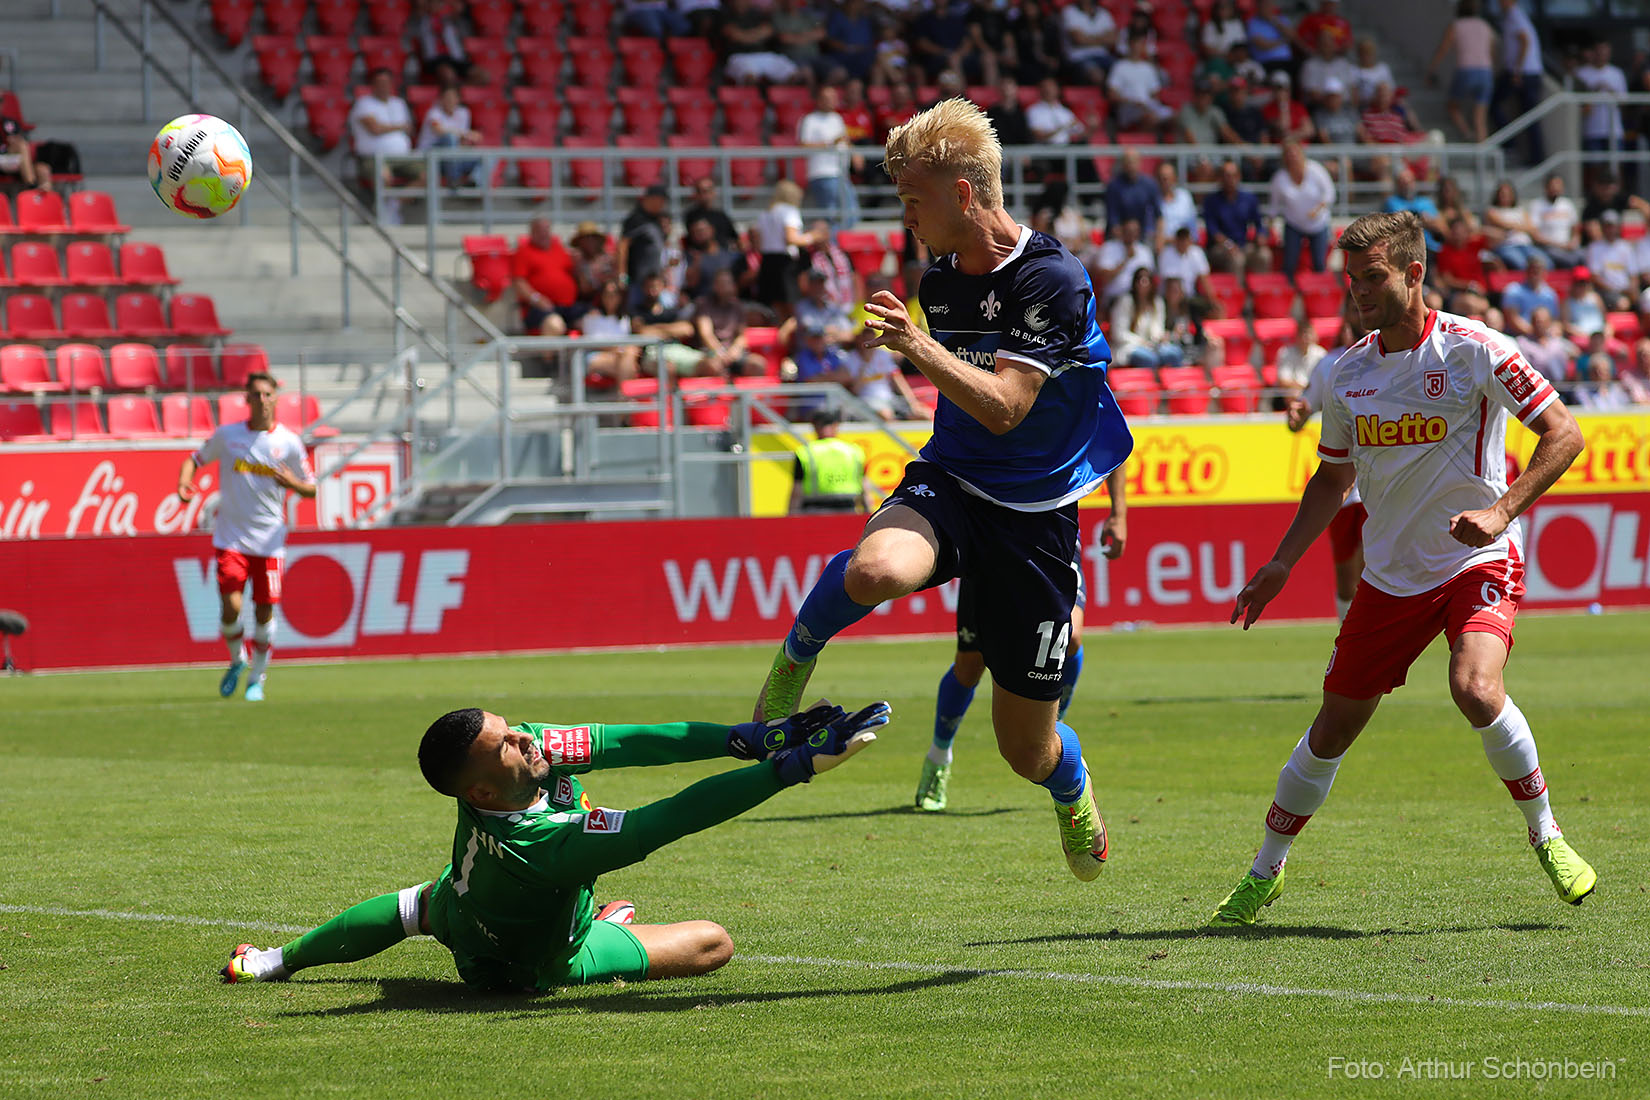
top-left (772, 100), bottom-right (811, 139)
top-left (467, 0), bottom-right (514, 37)
top-left (1202, 272), bottom-right (1248, 321)
top-left (59, 295), bottom-right (117, 341)
top-left (568, 0), bottom-right (613, 37)
top-left (166, 345), bottom-right (221, 390)
top-left (211, 0), bottom-right (257, 47)
top-left (109, 343), bottom-right (166, 389)
top-left (965, 84), bottom-right (1001, 108)
top-left (509, 136), bottom-right (554, 189)
top-left (668, 37), bottom-right (717, 86)
top-left (666, 135), bottom-right (716, 187)
top-left (1106, 366), bottom-right (1160, 417)
top-left (512, 89), bottom-right (561, 137)
top-left (107, 395), bottom-right (165, 438)
top-left (618, 87), bottom-right (665, 137)
top-left (1296, 271), bottom-right (1344, 318)
top-left (64, 241), bottom-right (121, 287)
top-left (67, 191), bottom-right (130, 237)
top-left (300, 86), bottom-right (351, 150)
top-left (0, 344), bottom-right (62, 392)
top-left (15, 189), bottom-right (70, 234)
top-left (463, 37), bottom-right (514, 87)
top-left (836, 230), bottom-right (889, 278)
top-left (170, 294), bottom-right (232, 339)
top-left (115, 293), bottom-right (174, 339)
top-left (46, 399), bottom-right (106, 439)
top-left (519, 0), bottom-right (565, 36)
top-left (262, 0), bottom-right (308, 36)
top-left (253, 35), bottom-right (305, 98)
top-left (312, 0), bottom-right (360, 35)
top-left (306, 35), bottom-right (355, 87)
top-left (0, 194), bottom-right (17, 235)
top-left (1608, 311), bottom-right (1643, 343)
top-left (1159, 365), bottom-right (1212, 415)
top-left (277, 391), bottom-right (338, 436)
top-left (717, 135), bottom-right (769, 189)
top-left (219, 344), bottom-right (270, 388)
top-left (517, 37), bottom-right (565, 87)
top-left (616, 135), bottom-right (665, 188)
top-left (358, 35), bottom-right (408, 79)
top-left (7, 241), bottom-right (66, 287)
top-left (0, 400), bottom-right (47, 439)
top-left (1203, 318), bottom-right (1252, 364)
top-left (620, 377), bottom-right (670, 428)
top-left (162, 393), bottom-right (216, 437)
top-left (462, 89), bottom-right (510, 141)
top-left (566, 88), bottom-right (612, 136)
top-left (742, 326), bottom-right (784, 379)
top-left (364, 0), bottom-right (409, 34)
top-left (667, 87), bottom-right (717, 136)
top-left (1211, 363), bottom-right (1263, 413)
top-left (1247, 273), bottom-right (1296, 319)
top-left (560, 136), bottom-right (607, 189)
top-left (567, 36), bottom-right (616, 87)
top-left (54, 344), bottom-right (109, 390)
top-left (678, 376), bottom-right (732, 427)
top-left (618, 37), bottom-right (667, 88)
top-left (1253, 317), bottom-right (1297, 365)
top-left (463, 235), bottom-right (513, 302)
top-left (1310, 315), bottom-right (1343, 347)
top-left (218, 391), bottom-right (250, 424)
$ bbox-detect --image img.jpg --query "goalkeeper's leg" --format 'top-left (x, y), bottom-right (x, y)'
top-left (222, 885), bottom-right (425, 982)
top-left (541, 920), bottom-right (732, 988)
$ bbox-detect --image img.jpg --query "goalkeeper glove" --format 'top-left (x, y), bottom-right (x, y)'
top-left (772, 701), bottom-right (891, 786)
top-left (726, 702), bottom-right (846, 761)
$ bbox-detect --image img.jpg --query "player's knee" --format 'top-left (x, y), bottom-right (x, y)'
top-left (844, 551), bottom-right (919, 604)
top-left (691, 921), bottom-right (734, 973)
top-left (1449, 667), bottom-right (1503, 722)
top-left (995, 733), bottom-right (1054, 780)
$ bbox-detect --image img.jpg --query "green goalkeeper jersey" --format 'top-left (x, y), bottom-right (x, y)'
top-left (426, 720), bottom-right (784, 991)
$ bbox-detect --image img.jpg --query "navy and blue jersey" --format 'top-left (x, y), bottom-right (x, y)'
top-left (918, 226), bottom-right (1133, 511)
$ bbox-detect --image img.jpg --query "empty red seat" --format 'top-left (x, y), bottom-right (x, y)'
top-left (306, 34), bottom-right (355, 87)
top-left (668, 37), bottom-right (716, 86)
top-left (717, 136), bottom-right (769, 189)
top-left (667, 87), bottom-right (716, 136)
top-left (364, 0), bottom-right (409, 34)
top-left (7, 241), bottom-right (66, 287)
top-left (621, 377), bottom-right (670, 428)
top-left (679, 376), bottom-right (732, 427)
top-left (119, 242), bottom-right (181, 287)
top-left (565, 89), bottom-right (612, 137)
top-left (262, 0), bottom-right (308, 36)
top-left (567, 36), bottom-right (616, 87)
top-left (1608, 311), bottom-right (1643, 343)
top-left (1159, 366), bottom-right (1212, 415)
top-left (166, 345), bottom-right (220, 390)
top-left (115, 293), bottom-right (173, 339)
top-left (211, 0), bottom-right (257, 46)
top-left (509, 136), bottom-right (555, 189)
top-left (107, 395), bottom-right (165, 437)
top-left (254, 35), bottom-right (305, 98)
top-left (1248, 273), bottom-right (1297, 320)
top-left (300, 86), bottom-right (351, 150)
top-left (277, 391), bottom-right (338, 436)
top-left (1252, 317), bottom-right (1297, 364)
top-left (616, 135), bottom-right (665, 188)
top-left (0, 344), bottom-right (61, 392)
top-left (568, 0), bottom-right (612, 36)
top-left (518, 0), bottom-right (563, 34)
top-left (836, 230), bottom-right (889, 278)
top-left (463, 235), bottom-right (513, 302)
top-left (109, 343), bottom-right (166, 389)
top-left (171, 294), bottom-right (232, 339)
top-left (59, 295), bottom-right (117, 340)
top-left (357, 35), bottom-right (407, 78)
top-left (1203, 272), bottom-right (1245, 320)
top-left (162, 393), bottom-right (216, 437)
top-left (312, 0), bottom-right (360, 35)
top-left (0, 400), bottom-right (47, 439)
top-left (1203, 318), bottom-right (1253, 364)
top-left (517, 37), bottom-right (564, 87)
top-left (219, 344), bottom-right (269, 388)
top-left (463, 37), bottom-right (513, 85)
top-left (560, 135), bottom-right (606, 189)
top-left (1310, 315), bottom-right (1343, 347)
top-left (1107, 366), bottom-right (1160, 417)
top-left (218, 391), bottom-right (250, 424)
top-left (55, 344), bottom-right (110, 390)
top-left (617, 87), bottom-right (665, 137)
top-left (1295, 271), bottom-right (1343, 318)
top-left (47, 399), bottom-right (106, 438)
top-left (467, 0), bottom-right (514, 36)
top-left (64, 241), bottom-right (121, 287)
top-left (666, 135), bottom-right (716, 187)
top-left (618, 37), bottom-right (666, 87)
top-left (15, 189), bottom-right (70, 233)
top-left (1211, 363), bottom-right (1263, 413)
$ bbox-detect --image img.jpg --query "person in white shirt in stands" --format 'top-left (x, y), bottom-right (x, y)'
top-left (1584, 210), bottom-right (1638, 311)
top-left (1300, 29), bottom-right (1356, 109)
top-left (798, 85), bottom-right (857, 228)
top-left (1574, 41), bottom-right (1627, 153)
top-left (1270, 140), bottom-right (1337, 278)
top-left (1154, 162), bottom-right (1199, 249)
top-left (846, 325), bottom-right (929, 421)
top-left (1349, 35), bottom-right (1394, 107)
top-left (416, 84), bottom-right (481, 187)
top-left (349, 68), bottom-right (417, 224)
top-left (752, 180), bottom-right (821, 320)
top-left (1107, 34), bottom-right (1173, 133)
top-left (1025, 76), bottom-right (1083, 146)
top-left (1059, 0), bottom-right (1117, 85)
top-left (1273, 315), bottom-right (1326, 401)
top-left (1092, 217), bottom-right (1155, 309)
top-left (175, 372), bottom-right (317, 703)
top-left (1525, 173), bottom-right (1584, 268)
top-left (1156, 225), bottom-right (1211, 298)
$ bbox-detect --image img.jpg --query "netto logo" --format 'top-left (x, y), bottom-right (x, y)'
top-left (1355, 412), bottom-right (1447, 446)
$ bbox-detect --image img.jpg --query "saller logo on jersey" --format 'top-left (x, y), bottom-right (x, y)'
top-left (543, 726), bottom-right (591, 766)
top-left (1355, 412), bottom-right (1448, 446)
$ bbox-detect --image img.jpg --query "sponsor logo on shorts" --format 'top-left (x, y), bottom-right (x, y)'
top-left (1026, 669), bottom-right (1062, 681)
top-left (582, 807), bottom-right (626, 833)
top-left (909, 484), bottom-right (935, 497)
top-left (1424, 369), bottom-right (1448, 399)
top-left (544, 726), bottom-right (592, 766)
top-left (553, 776), bottom-right (575, 805)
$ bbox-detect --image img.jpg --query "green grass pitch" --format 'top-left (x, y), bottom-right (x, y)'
top-left (3, 612), bottom-right (1647, 1098)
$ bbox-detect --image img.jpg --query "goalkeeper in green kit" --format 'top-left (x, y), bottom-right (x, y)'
top-left (221, 700), bottom-right (889, 991)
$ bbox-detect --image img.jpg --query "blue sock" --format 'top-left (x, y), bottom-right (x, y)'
top-left (1037, 722), bottom-right (1088, 804)
top-left (932, 667), bottom-right (975, 753)
top-left (784, 549), bottom-right (874, 662)
top-left (1057, 645), bottom-right (1084, 720)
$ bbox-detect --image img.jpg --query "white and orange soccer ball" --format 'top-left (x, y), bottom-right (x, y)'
top-left (146, 114), bottom-right (253, 219)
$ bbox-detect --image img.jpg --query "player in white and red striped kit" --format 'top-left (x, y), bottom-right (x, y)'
top-left (1211, 211), bottom-right (1596, 926)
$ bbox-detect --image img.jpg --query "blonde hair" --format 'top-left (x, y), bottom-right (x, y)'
top-left (771, 179), bottom-right (803, 207)
top-left (1338, 210), bottom-right (1427, 272)
top-left (883, 97), bottom-right (1004, 210)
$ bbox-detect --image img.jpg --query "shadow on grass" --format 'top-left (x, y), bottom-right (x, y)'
top-left (281, 967), bottom-right (982, 1017)
top-left (743, 805), bottom-right (1023, 824)
top-left (1127, 693), bottom-right (1313, 706)
top-left (965, 921), bottom-right (1563, 946)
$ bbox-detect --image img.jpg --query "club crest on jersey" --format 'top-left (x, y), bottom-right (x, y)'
top-left (553, 776), bottom-right (576, 805)
top-left (544, 725), bottom-right (591, 766)
top-left (1424, 370), bottom-right (1448, 400)
top-left (582, 807), bottom-right (626, 833)
top-left (980, 290), bottom-right (1001, 320)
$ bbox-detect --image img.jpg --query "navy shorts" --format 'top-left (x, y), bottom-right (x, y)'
top-left (957, 544), bottom-right (1086, 654)
top-left (883, 461), bottom-right (1079, 701)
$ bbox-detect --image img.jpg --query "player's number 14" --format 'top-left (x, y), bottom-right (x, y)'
top-left (1034, 620), bottom-right (1071, 670)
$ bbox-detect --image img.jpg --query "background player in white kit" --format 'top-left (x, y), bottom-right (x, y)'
top-left (1212, 211), bottom-right (1595, 926)
top-left (176, 372), bottom-right (316, 701)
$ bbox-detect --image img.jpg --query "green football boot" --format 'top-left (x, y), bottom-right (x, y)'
top-left (914, 758), bottom-right (950, 812)
top-left (1208, 868), bottom-right (1285, 927)
top-left (752, 645), bottom-right (817, 722)
top-left (1054, 768), bottom-right (1107, 881)
top-left (1535, 836), bottom-right (1597, 905)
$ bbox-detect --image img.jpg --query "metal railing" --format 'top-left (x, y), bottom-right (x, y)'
top-left (1497, 91), bottom-right (1650, 195)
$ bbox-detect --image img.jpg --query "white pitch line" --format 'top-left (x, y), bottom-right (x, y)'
top-left (6, 903), bottom-right (1647, 1018)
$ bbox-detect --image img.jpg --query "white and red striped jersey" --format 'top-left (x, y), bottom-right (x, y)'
top-left (1316, 310), bottom-right (1558, 597)
top-left (192, 420), bottom-right (311, 557)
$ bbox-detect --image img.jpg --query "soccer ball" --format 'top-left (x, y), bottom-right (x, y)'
top-left (146, 114), bottom-right (253, 219)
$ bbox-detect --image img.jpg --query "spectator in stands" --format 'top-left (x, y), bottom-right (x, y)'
top-left (1178, 77), bottom-right (1240, 174)
top-left (1227, 40), bottom-right (1268, 89)
top-left (1300, 30), bottom-right (1355, 110)
top-left (1195, 41), bottom-right (1235, 96)
top-left (1312, 79), bottom-right (1361, 153)
top-left (1622, 338), bottom-right (1650, 404)
top-left (629, 271), bottom-right (708, 378)
top-left (1564, 268), bottom-right (1607, 343)
top-left (1109, 35), bottom-right (1175, 135)
top-left (1157, 224), bottom-right (1212, 298)
top-left (1008, 1), bottom-right (1064, 88)
top-left (846, 326), bottom-right (927, 421)
top-left (1116, 4), bottom-right (1158, 55)
top-left (1516, 306), bottom-right (1577, 390)
top-left (1500, 253), bottom-right (1559, 338)
top-left (1223, 78), bottom-right (1269, 179)
top-left (1105, 150), bottom-right (1159, 239)
top-left (786, 266), bottom-right (856, 347)
top-left (1296, 0), bottom-right (1352, 57)
top-left (913, 0), bottom-right (994, 84)
top-left (874, 82), bottom-right (920, 142)
top-left (721, 0), bottom-right (802, 84)
top-left (1434, 215), bottom-right (1495, 316)
top-left (773, 0), bottom-right (829, 81)
top-left (1270, 141), bottom-right (1335, 277)
top-left (1575, 41), bottom-right (1627, 154)
top-left (799, 86), bottom-right (858, 226)
top-left (825, 0), bottom-right (878, 81)
top-left (1383, 165), bottom-right (1443, 253)
top-left (1155, 163), bottom-right (1199, 247)
top-left (1581, 170), bottom-right (1650, 242)
top-left (570, 221), bottom-right (620, 304)
top-left (695, 269), bottom-right (768, 377)
top-left (1263, 71), bottom-right (1314, 145)
top-left (512, 216), bottom-right (579, 337)
top-left (1356, 82), bottom-right (1423, 182)
top-left (622, 0), bottom-right (691, 39)
top-left (1200, 0), bottom-right (1248, 61)
top-left (869, 20), bottom-right (912, 87)
top-left (1575, 334), bottom-right (1629, 410)
top-left (1426, 0), bottom-right (1496, 143)
top-left (682, 215), bottom-right (748, 301)
top-left (1030, 180), bottom-right (1099, 270)
top-left (1246, 0), bottom-right (1297, 79)
top-left (1093, 217), bottom-right (1155, 308)
top-left (1482, 179), bottom-right (1544, 270)
top-left (1161, 275), bottom-right (1214, 363)
top-left (1491, 0), bottom-right (1545, 163)
top-left (583, 281), bottom-right (643, 384)
top-left (1204, 159), bottom-right (1270, 275)
top-left (1025, 77), bottom-right (1096, 184)
top-left (408, 0), bottom-right (468, 84)
top-left (787, 319), bottom-right (854, 408)
top-left (0, 118), bottom-right (39, 189)
top-left (683, 178), bottom-right (741, 255)
top-left (1275, 317), bottom-right (1326, 403)
top-left (838, 78), bottom-right (876, 178)
top-left (348, 69), bottom-right (417, 224)
top-left (1585, 211), bottom-right (1639, 311)
top-left (754, 180), bottom-right (818, 318)
top-left (416, 85), bottom-right (481, 187)
top-left (986, 76), bottom-right (1031, 146)
top-left (1350, 35), bottom-right (1395, 108)
top-left (807, 219), bottom-right (860, 310)
top-left (1109, 268), bottom-right (1183, 369)
top-left (618, 185), bottom-right (672, 306)
top-left (1059, 0), bottom-right (1118, 86)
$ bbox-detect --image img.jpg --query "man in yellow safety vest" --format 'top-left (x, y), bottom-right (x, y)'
top-left (789, 408), bottom-right (873, 514)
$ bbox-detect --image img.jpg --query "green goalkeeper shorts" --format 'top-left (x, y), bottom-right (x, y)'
top-left (537, 920), bottom-right (650, 989)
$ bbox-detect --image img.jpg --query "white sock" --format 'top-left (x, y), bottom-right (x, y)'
top-left (397, 885), bottom-right (425, 938)
top-left (1475, 697), bottom-right (1561, 845)
top-left (249, 619), bottom-right (276, 683)
top-left (1252, 733), bottom-right (1344, 879)
top-left (222, 623), bottom-right (244, 664)
top-left (246, 946), bottom-right (288, 981)
top-left (1335, 595), bottom-right (1352, 623)
top-left (927, 744), bottom-right (953, 767)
